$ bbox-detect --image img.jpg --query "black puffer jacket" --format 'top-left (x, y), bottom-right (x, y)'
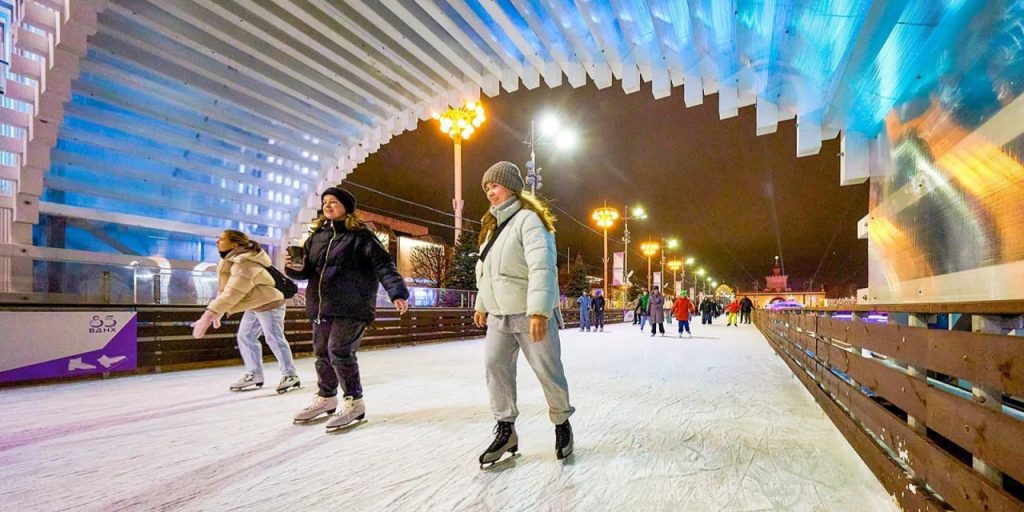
top-left (287, 220), bottom-right (409, 323)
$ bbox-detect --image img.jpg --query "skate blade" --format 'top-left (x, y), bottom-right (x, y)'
top-left (325, 418), bottom-right (367, 433)
top-left (479, 451), bottom-right (519, 470)
top-left (229, 384), bottom-right (264, 392)
top-left (276, 384), bottom-right (302, 395)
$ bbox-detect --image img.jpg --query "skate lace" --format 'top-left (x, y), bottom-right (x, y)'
top-left (487, 422), bottom-right (513, 451)
top-left (240, 372), bottom-right (254, 382)
top-left (337, 397), bottom-right (355, 415)
top-left (304, 395), bottom-right (326, 411)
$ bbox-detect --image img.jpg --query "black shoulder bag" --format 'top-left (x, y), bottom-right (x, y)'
top-left (478, 211), bottom-right (520, 262)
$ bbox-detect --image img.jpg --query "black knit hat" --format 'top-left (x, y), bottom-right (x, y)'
top-left (321, 187), bottom-right (356, 214)
top-left (481, 161), bottom-right (525, 194)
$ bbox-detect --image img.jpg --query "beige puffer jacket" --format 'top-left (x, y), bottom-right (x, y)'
top-left (207, 247), bottom-right (284, 316)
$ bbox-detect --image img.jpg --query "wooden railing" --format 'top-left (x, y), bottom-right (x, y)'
top-left (755, 305), bottom-right (1024, 512)
top-left (137, 306), bottom-right (625, 370)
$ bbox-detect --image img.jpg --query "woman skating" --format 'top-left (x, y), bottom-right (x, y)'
top-left (192, 230), bottom-right (300, 394)
top-left (473, 161), bottom-right (575, 468)
top-left (286, 187), bottom-right (409, 431)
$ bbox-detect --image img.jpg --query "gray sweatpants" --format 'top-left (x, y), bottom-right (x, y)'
top-left (485, 313), bottom-right (575, 425)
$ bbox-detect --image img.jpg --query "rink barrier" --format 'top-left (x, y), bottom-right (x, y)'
top-left (754, 304), bottom-right (1024, 512)
top-left (0, 304), bottom-right (626, 384)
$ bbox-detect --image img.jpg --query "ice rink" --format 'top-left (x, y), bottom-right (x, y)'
top-left (1, 320), bottom-right (898, 511)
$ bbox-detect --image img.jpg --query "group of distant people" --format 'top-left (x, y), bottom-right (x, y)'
top-left (627, 289), bottom-right (756, 334)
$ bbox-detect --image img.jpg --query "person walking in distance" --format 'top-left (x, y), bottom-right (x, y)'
top-left (638, 289), bottom-right (650, 331)
top-left (740, 295), bottom-right (754, 324)
top-left (726, 297), bottom-right (741, 326)
top-left (648, 286), bottom-right (666, 337)
top-left (592, 289), bottom-right (606, 332)
top-left (192, 230), bottom-right (300, 394)
top-left (577, 291), bottom-right (592, 332)
top-left (698, 296), bottom-right (715, 325)
top-left (286, 187), bottom-right (409, 432)
top-left (670, 291), bottom-right (697, 338)
top-left (473, 161), bottom-right (574, 468)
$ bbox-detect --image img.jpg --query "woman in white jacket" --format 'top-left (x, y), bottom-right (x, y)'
top-left (473, 161), bottom-right (574, 468)
top-left (192, 230), bottom-right (300, 394)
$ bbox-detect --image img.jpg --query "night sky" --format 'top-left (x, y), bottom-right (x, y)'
top-left (347, 80), bottom-right (869, 294)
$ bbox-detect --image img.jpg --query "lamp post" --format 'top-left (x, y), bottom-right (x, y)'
top-left (667, 259), bottom-right (682, 295)
top-left (434, 100), bottom-right (486, 242)
top-left (591, 202), bottom-right (620, 299)
top-left (640, 240), bottom-right (660, 290)
top-left (682, 256), bottom-right (695, 294)
top-left (658, 237), bottom-right (678, 291)
top-left (622, 205), bottom-right (647, 288)
top-left (523, 115), bottom-right (577, 196)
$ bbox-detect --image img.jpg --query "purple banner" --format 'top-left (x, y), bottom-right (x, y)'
top-left (0, 313), bottom-right (137, 384)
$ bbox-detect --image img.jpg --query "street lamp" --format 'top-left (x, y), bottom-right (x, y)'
top-left (667, 259), bottom-right (683, 294)
top-left (622, 205), bottom-right (647, 288)
top-left (682, 256), bottom-right (695, 293)
top-left (524, 114), bottom-right (577, 195)
top-left (591, 202), bottom-right (620, 299)
top-left (659, 237), bottom-right (678, 290)
top-left (433, 100), bottom-right (486, 242)
top-left (640, 240), bottom-right (660, 290)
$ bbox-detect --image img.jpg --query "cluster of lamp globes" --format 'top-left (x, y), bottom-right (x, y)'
top-left (432, 101), bottom-right (486, 141)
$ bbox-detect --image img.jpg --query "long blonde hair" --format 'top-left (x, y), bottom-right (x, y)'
top-left (478, 191), bottom-right (556, 245)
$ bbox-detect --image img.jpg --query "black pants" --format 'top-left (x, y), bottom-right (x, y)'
top-left (741, 311), bottom-right (751, 324)
top-left (702, 311), bottom-right (713, 324)
top-left (594, 310), bottom-right (605, 329)
top-left (312, 317), bottom-right (368, 399)
top-left (651, 320), bottom-right (664, 334)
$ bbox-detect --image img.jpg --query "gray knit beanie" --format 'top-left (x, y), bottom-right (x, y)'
top-left (481, 161), bottom-right (525, 194)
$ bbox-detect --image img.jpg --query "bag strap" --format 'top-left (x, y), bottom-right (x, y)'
top-left (478, 211), bottom-right (520, 262)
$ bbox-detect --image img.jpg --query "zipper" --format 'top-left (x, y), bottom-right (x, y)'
top-left (316, 221), bottom-right (338, 324)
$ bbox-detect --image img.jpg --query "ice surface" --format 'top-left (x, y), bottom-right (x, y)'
top-left (0, 321), bottom-right (898, 511)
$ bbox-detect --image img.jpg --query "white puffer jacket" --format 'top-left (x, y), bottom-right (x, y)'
top-left (474, 198), bottom-right (559, 318)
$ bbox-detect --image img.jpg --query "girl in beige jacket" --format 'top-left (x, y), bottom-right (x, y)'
top-left (193, 230), bottom-right (299, 393)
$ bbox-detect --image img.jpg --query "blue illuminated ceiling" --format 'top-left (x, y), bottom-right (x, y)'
top-left (39, 0), bottom-right (999, 251)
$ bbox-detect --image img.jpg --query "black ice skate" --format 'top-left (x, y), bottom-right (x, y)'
top-left (555, 420), bottom-right (573, 460)
top-left (479, 421), bottom-right (518, 469)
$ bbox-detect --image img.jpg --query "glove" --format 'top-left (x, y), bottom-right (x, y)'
top-left (191, 309), bottom-right (224, 339)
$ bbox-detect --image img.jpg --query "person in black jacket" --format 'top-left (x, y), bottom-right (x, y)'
top-left (286, 187), bottom-right (409, 431)
top-left (739, 295), bottom-right (754, 324)
top-left (591, 289), bottom-right (606, 332)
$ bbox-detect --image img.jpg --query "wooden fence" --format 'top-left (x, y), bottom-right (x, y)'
top-left (755, 305), bottom-right (1024, 511)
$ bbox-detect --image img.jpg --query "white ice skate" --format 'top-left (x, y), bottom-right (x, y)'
top-left (325, 397), bottom-right (366, 432)
top-left (229, 372), bottom-right (263, 391)
top-left (275, 375), bottom-right (301, 394)
top-left (293, 394), bottom-right (337, 424)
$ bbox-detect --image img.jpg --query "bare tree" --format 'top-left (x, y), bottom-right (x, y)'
top-left (410, 245), bottom-right (450, 288)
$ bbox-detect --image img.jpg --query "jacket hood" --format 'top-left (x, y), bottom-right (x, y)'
top-left (227, 247), bottom-right (272, 266)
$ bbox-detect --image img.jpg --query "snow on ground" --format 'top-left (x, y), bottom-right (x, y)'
top-left (0, 320), bottom-right (897, 512)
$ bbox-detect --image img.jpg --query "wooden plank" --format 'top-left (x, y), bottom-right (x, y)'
top-left (925, 329), bottom-right (1024, 397)
top-left (809, 300), bottom-right (1024, 315)
top-left (843, 317), bottom-right (928, 366)
top-left (925, 386), bottom-right (1024, 485)
top-left (845, 351), bottom-right (928, 420)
